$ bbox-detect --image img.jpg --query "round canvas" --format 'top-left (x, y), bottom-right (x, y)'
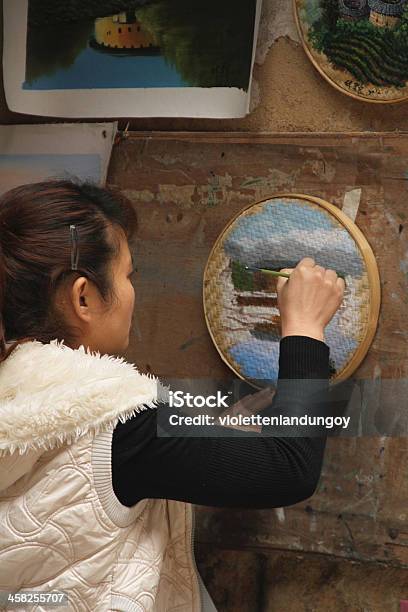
top-left (294, 0), bottom-right (408, 103)
top-left (203, 194), bottom-right (381, 389)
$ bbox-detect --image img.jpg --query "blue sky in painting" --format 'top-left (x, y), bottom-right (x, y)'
top-left (223, 199), bottom-right (364, 276)
top-left (0, 154), bottom-right (102, 193)
top-left (0, 154), bottom-right (101, 184)
top-left (23, 46), bottom-right (188, 90)
top-left (233, 201), bottom-right (337, 233)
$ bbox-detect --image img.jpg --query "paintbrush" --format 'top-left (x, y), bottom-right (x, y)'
top-left (244, 265), bottom-right (346, 281)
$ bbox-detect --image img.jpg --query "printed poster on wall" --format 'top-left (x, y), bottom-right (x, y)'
top-left (0, 123), bottom-right (117, 195)
top-left (3, 0), bottom-right (262, 118)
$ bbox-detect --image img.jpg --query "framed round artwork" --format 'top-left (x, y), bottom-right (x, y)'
top-left (294, 0), bottom-right (408, 103)
top-left (203, 194), bottom-right (381, 389)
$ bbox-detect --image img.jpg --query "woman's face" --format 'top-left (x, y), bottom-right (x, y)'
top-left (98, 234), bottom-right (136, 356)
top-left (63, 232), bottom-right (136, 357)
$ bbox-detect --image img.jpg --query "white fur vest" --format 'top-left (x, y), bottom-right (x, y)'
top-left (0, 339), bottom-right (217, 611)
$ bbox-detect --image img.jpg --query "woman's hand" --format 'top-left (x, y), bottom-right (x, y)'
top-left (277, 257), bottom-right (345, 342)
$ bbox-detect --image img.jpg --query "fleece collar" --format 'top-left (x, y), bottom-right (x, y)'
top-left (0, 339), bottom-right (168, 456)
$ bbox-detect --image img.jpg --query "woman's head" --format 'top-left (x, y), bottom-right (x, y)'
top-left (0, 179), bottom-right (138, 363)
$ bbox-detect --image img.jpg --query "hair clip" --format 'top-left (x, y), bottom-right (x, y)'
top-left (70, 224), bottom-right (79, 271)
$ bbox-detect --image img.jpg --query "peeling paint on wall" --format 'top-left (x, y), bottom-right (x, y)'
top-left (158, 184), bottom-right (196, 208)
top-left (197, 173), bottom-right (233, 208)
top-left (238, 158), bottom-right (336, 199)
top-left (255, 0), bottom-right (300, 66)
top-left (249, 78), bottom-right (261, 113)
top-left (400, 249), bottom-right (408, 277)
top-left (122, 188), bottom-right (155, 202)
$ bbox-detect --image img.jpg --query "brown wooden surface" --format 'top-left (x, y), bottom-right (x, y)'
top-left (195, 546), bottom-right (408, 612)
top-left (108, 132), bottom-right (408, 569)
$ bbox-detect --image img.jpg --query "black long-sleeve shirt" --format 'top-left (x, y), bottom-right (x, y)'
top-left (111, 336), bottom-right (330, 509)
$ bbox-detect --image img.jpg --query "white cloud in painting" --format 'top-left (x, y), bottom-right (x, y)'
top-left (224, 227), bottom-right (364, 276)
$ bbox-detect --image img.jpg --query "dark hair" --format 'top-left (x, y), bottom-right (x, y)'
top-left (0, 179), bottom-right (138, 363)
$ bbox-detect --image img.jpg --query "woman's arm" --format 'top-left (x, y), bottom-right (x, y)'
top-left (111, 335), bottom-right (329, 509)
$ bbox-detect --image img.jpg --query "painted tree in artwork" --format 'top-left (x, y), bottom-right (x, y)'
top-left (26, 21), bottom-right (94, 83)
top-left (309, 0), bottom-right (408, 88)
top-left (136, 0), bottom-right (257, 89)
top-left (231, 261), bottom-right (254, 292)
top-left (321, 0), bottom-right (339, 31)
top-left (394, 6), bottom-right (408, 45)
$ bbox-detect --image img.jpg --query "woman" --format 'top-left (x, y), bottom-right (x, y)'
top-left (0, 180), bottom-right (344, 611)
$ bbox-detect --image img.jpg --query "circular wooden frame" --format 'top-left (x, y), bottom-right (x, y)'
top-left (203, 193), bottom-right (381, 388)
top-left (293, 0), bottom-right (408, 105)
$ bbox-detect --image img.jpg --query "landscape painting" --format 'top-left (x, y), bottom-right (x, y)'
top-left (0, 124), bottom-right (115, 195)
top-left (25, 0), bottom-right (258, 90)
top-left (295, 0), bottom-right (408, 102)
top-left (0, 155), bottom-right (102, 196)
top-left (3, 0), bottom-right (260, 117)
top-left (204, 196), bottom-right (379, 388)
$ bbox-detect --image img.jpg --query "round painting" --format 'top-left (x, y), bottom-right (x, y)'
top-left (294, 0), bottom-right (408, 103)
top-left (203, 194), bottom-right (380, 389)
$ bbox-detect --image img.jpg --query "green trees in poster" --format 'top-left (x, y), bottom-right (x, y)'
top-left (309, 2), bottom-right (408, 88)
top-left (135, 0), bottom-right (256, 89)
top-left (321, 0), bottom-right (339, 31)
top-left (26, 21), bottom-right (94, 83)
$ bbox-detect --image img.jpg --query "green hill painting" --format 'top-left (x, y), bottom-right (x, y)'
top-left (295, 0), bottom-right (408, 102)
